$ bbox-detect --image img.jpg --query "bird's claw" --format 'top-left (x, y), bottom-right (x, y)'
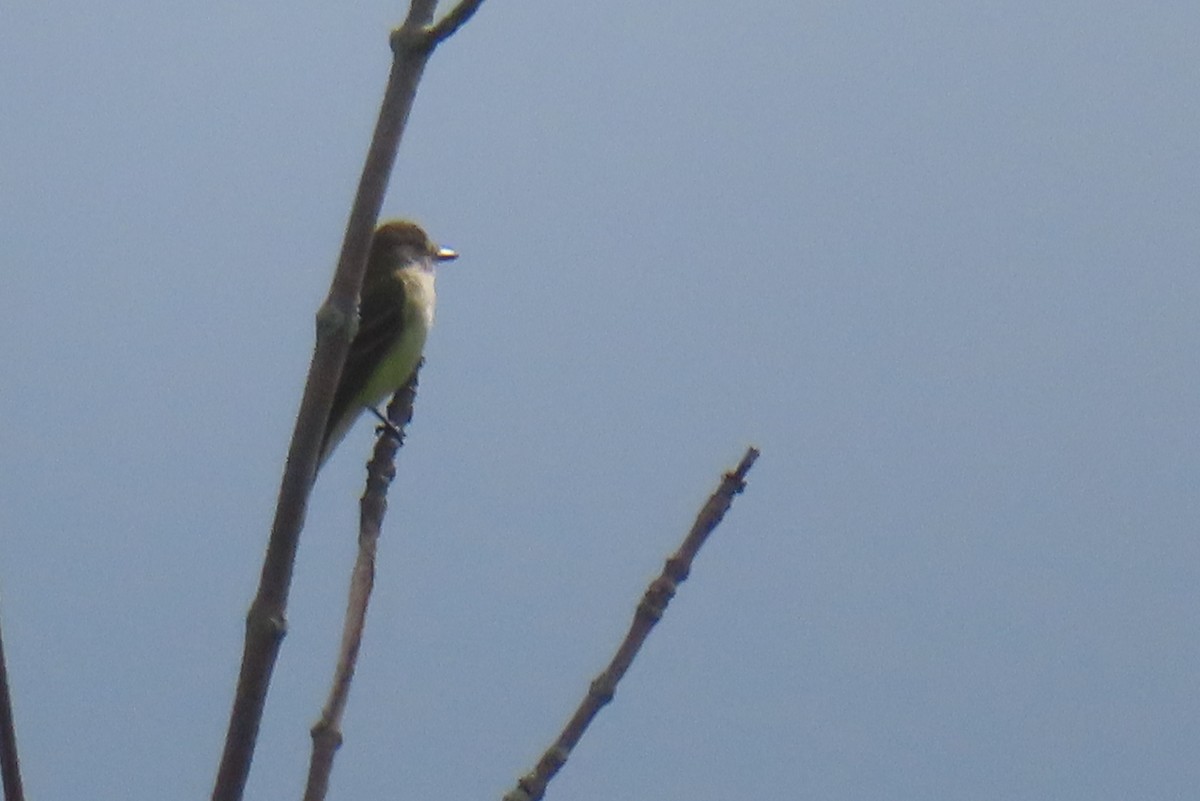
top-left (369, 406), bottom-right (404, 444)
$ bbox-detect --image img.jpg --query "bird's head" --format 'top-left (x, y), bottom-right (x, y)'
top-left (371, 219), bottom-right (458, 272)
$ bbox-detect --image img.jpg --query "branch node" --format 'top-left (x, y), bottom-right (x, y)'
top-left (503, 787), bottom-right (533, 801)
top-left (663, 554), bottom-right (689, 583)
top-left (535, 745), bottom-right (569, 778)
top-left (638, 576), bottom-right (677, 621)
top-left (245, 601), bottom-right (288, 643)
top-left (309, 720), bottom-right (343, 752)
top-left (390, 23), bottom-right (434, 57)
top-left (587, 675), bottom-right (616, 706)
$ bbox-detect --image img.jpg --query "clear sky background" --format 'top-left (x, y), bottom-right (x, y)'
top-left (2, 2), bottom-right (1198, 799)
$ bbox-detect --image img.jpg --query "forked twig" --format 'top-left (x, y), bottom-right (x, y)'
top-left (504, 447), bottom-right (761, 801)
top-left (303, 366), bottom-right (422, 801)
top-left (427, 0), bottom-right (488, 44)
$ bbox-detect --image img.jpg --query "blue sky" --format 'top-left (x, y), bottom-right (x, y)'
top-left (2, 2), bottom-right (1198, 799)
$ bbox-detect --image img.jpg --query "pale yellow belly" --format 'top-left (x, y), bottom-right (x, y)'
top-left (361, 267), bottom-right (435, 405)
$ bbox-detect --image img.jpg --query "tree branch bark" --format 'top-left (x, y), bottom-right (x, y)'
top-left (504, 447), bottom-right (761, 801)
top-left (303, 367), bottom-right (422, 801)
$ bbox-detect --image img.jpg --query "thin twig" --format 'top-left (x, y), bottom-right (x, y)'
top-left (210, 2), bottom-right (482, 798)
top-left (304, 366), bottom-right (422, 801)
top-left (427, 0), bottom-right (489, 45)
top-left (504, 447), bottom-right (761, 801)
top-left (0, 606), bottom-right (25, 801)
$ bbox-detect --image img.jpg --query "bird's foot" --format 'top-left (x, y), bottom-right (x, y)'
top-left (369, 406), bottom-right (404, 445)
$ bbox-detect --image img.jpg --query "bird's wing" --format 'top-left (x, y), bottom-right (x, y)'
top-left (320, 283), bottom-right (408, 459)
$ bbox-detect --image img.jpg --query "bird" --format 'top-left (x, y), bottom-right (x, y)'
top-left (318, 219), bottom-right (457, 468)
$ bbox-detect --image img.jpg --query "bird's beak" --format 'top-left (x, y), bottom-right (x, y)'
top-left (435, 246), bottom-right (459, 262)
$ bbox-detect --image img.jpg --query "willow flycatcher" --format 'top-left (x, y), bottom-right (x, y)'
top-left (318, 219), bottom-right (457, 467)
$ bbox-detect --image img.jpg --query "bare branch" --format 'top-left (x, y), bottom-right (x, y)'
top-left (504, 447), bottom-right (762, 801)
top-left (304, 366), bottom-right (422, 801)
top-left (0, 608), bottom-right (25, 801)
top-left (211, 0), bottom-right (485, 796)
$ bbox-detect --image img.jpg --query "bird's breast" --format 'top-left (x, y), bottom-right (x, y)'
top-left (399, 267), bottom-right (437, 328)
